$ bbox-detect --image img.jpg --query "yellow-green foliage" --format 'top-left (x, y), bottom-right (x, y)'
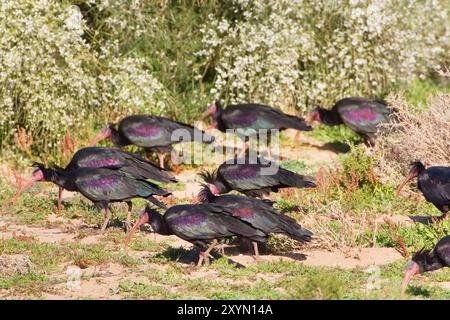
top-left (197, 0), bottom-right (449, 112)
top-left (0, 0), bottom-right (168, 158)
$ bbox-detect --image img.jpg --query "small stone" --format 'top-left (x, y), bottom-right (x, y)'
top-left (0, 254), bottom-right (36, 276)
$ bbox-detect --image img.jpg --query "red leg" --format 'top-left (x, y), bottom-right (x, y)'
top-left (157, 153), bottom-right (165, 169)
top-left (100, 207), bottom-right (112, 233)
top-left (57, 187), bottom-right (63, 215)
top-left (252, 241), bottom-right (262, 262)
top-left (197, 239), bottom-right (218, 266)
top-left (125, 201), bottom-right (133, 232)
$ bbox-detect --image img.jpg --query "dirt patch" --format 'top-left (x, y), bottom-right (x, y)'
top-left (300, 247), bottom-right (403, 268)
top-left (375, 214), bottom-right (416, 227)
top-left (171, 182), bottom-right (203, 200)
top-left (229, 247), bottom-right (402, 269)
top-left (0, 221), bottom-right (76, 243)
top-left (45, 262), bottom-right (148, 300)
top-left (436, 282), bottom-right (450, 290)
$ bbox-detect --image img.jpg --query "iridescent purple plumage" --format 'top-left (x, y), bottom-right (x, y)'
top-left (128, 125), bottom-right (161, 137)
top-left (223, 166), bottom-right (258, 180)
top-left (170, 212), bottom-right (208, 226)
top-left (80, 158), bottom-right (121, 168)
top-left (228, 112), bottom-right (258, 126)
top-left (343, 108), bottom-right (379, 122)
top-left (82, 175), bottom-right (118, 189)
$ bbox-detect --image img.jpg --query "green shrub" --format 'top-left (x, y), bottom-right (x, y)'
top-left (196, 0), bottom-right (449, 112)
top-left (0, 0), bottom-right (169, 161)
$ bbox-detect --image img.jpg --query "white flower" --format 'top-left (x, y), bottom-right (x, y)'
top-left (64, 5), bottom-right (83, 35)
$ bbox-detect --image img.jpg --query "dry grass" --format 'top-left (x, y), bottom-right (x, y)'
top-left (375, 79), bottom-right (450, 182)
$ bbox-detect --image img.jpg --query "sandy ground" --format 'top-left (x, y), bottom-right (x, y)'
top-left (0, 216), bottom-right (404, 299)
top-left (0, 134), bottom-right (417, 299)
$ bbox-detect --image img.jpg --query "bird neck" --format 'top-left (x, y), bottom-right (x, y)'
top-left (319, 107), bottom-right (343, 125)
top-left (110, 127), bottom-right (130, 147)
top-left (420, 250), bottom-right (445, 273)
top-left (150, 212), bottom-right (173, 236)
top-left (215, 100), bottom-right (224, 114)
top-left (45, 168), bottom-right (77, 191)
top-left (416, 163), bottom-right (426, 176)
top-left (197, 186), bottom-right (217, 203)
top-left (214, 180), bottom-right (229, 194)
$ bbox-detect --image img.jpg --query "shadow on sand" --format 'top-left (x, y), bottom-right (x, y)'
top-left (318, 142), bottom-right (351, 153)
top-left (154, 245), bottom-right (308, 267)
top-left (408, 214), bottom-right (447, 225)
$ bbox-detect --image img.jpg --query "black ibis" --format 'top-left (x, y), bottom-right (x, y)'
top-left (402, 235), bottom-right (450, 293)
top-left (306, 97), bottom-right (391, 145)
top-left (196, 185), bottom-right (313, 259)
top-left (89, 115), bottom-right (215, 168)
top-left (12, 147), bottom-right (177, 215)
top-left (397, 161), bottom-right (450, 221)
top-left (199, 158), bottom-right (316, 198)
top-left (124, 204), bottom-right (267, 265)
top-left (14, 163), bottom-right (171, 232)
top-left (199, 101), bottom-right (312, 157)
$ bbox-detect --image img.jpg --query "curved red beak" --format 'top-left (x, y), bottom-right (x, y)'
top-left (89, 126), bottom-right (111, 146)
top-left (200, 103), bottom-right (217, 122)
top-left (124, 211), bottom-right (150, 252)
top-left (200, 109), bottom-right (213, 122)
top-left (401, 261), bottom-right (420, 294)
top-left (9, 171), bottom-right (44, 205)
top-left (396, 171), bottom-right (417, 196)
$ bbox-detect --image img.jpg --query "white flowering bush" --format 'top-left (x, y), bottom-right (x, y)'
top-left (0, 1), bottom-right (98, 154)
top-left (197, 0), bottom-right (449, 112)
top-left (97, 43), bottom-right (169, 121)
top-left (0, 0), bottom-right (169, 158)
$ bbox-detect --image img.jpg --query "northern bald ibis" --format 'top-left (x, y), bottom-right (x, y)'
top-left (397, 161), bottom-right (450, 221)
top-left (12, 147), bottom-right (177, 215)
top-left (306, 97), bottom-right (391, 146)
top-left (402, 235), bottom-right (450, 293)
top-left (196, 185), bottom-right (312, 259)
top-left (14, 163), bottom-right (171, 232)
top-left (89, 115), bottom-right (215, 168)
top-left (199, 101), bottom-right (311, 157)
top-left (124, 204), bottom-right (267, 266)
top-left (199, 158), bottom-right (316, 198)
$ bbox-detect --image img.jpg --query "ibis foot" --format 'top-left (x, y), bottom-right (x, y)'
top-left (215, 243), bottom-right (236, 256)
top-left (197, 239), bottom-right (218, 267)
top-left (253, 255), bottom-right (264, 263)
top-left (432, 213), bottom-right (448, 223)
top-left (99, 208), bottom-right (112, 233)
top-left (252, 241), bottom-right (262, 262)
top-left (125, 202), bottom-right (133, 233)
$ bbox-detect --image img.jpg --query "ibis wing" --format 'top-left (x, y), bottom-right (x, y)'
top-left (219, 163), bottom-right (315, 192)
top-left (166, 208), bottom-right (232, 241)
top-left (336, 100), bottom-right (390, 134)
top-left (67, 147), bottom-right (125, 170)
top-left (68, 147), bottom-right (175, 182)
top-left (74, 169), bottom-right (166, 202)
top-left (120, 115), bottom-right (210, 147)
top-left (212, 195), bottom-right (312, 241)
top-left (218, 163), bottom-right (281, 191)
top-left (222, 104), bottom-right (309, 133)
top-left (420, 167), bottom-right (450, 207)
top-left (435, 236), bottom-right (450, 266)
top-left (119, 150), bottom-right (177, 182)
top-left (165, 204), bottom-right (266, 242)
top-left (119, 115), bottom-right (168, 148)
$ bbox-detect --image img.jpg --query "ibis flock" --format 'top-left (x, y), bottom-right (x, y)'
top-left (11, 97), bottom-right (450, 294)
